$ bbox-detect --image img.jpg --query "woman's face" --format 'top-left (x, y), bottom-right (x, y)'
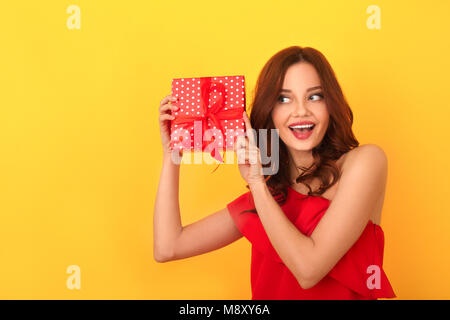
top-left (271, 62), bottom-right (330, 153)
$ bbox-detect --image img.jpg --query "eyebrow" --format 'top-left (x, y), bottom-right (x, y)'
top-left (280, 86), bottom-right (322, 93)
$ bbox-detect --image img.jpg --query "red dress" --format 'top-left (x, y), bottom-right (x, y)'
top-left (226, 186), bottom-right (396, 300)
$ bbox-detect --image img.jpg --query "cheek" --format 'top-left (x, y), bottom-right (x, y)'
top-left (271, 107), bottom-right (285, 128)
top-left (317, 106), bottom-right (330, 127)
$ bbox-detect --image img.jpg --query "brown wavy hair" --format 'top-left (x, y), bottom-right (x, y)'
top-left (241, 46), bottom-right (359, 214)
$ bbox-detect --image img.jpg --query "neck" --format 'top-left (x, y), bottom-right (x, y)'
top-left (288, 149), bottom-right (315, 184)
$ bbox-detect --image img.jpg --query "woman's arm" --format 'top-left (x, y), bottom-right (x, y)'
top-left (249, 144), bottom-right (388, 289)
top-left (153, 94), bottom-right (243, 262)
top-left (153, 154), bottom-right (183, 262)
top-left (153, 156), bottom-right (243, 262)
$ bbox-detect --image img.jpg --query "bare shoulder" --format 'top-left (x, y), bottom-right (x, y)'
top-left (340, 143), bottom-right (388, 173)
top-left (317, 144), bottom-right (388, 202)
top-left (337, 144), bottom-right (388, 225)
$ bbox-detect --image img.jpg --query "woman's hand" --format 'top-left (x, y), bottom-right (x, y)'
top-left (235, 111), bottom-right (266, 187)
top-left (159, 94), bottom-right (183, 160)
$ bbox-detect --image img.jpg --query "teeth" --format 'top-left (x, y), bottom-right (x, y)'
top-left (289, 124), bottom-right (314, 129)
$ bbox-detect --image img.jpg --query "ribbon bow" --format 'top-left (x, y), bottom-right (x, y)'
top-left (172, 77), bottom-right (243, 163)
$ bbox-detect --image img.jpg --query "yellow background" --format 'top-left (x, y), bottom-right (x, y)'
top-left (1, 0), bottom-right (449, 299)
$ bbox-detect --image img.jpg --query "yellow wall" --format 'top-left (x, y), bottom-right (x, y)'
top-left (1, 0), bottom-right (449, 299)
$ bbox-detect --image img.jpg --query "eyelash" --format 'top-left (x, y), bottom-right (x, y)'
top-left (278, 93), bottom-right (324, 103)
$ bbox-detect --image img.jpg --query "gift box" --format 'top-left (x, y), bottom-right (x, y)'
top-left (169, 75), bottom-right (246, 163)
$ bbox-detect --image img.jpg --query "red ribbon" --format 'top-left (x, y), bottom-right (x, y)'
top-left (172, 78), bottom-right (243, 162)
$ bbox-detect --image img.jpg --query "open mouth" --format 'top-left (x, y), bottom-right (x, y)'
top-left (288, 124), bottom-right (315, 140)
top-left (288, 124), bottom-right (315, 133)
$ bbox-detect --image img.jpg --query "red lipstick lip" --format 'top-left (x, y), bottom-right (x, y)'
top-left (288, 121), bottom-right (315, 126)
top-left (290, 126), bottom-right (314, 140)
top-left (288, 121), bottom-right (316, 140)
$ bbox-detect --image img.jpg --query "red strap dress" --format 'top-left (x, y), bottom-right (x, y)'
top-left (226, 186), bottom-right (396, 300)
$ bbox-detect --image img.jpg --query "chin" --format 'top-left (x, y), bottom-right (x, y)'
top-left (291, 143), bottom-right (315, 152)
top-left (284, 136), bottom-right (324, 153)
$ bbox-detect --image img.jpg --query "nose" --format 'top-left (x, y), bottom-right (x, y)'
top-left (291, 100), bottom-right (311, 117)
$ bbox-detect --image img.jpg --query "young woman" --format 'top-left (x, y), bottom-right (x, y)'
top-left (154, 46), bottom-right (396, 300)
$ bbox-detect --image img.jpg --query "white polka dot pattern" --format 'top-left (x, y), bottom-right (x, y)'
top-left (169, 75), bottom-right (246, 153)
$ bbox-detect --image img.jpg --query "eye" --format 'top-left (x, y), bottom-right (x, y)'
top-left (278, 95), bottom-right (290, 103)
top-left (309, 93), bottom-right (324, 101)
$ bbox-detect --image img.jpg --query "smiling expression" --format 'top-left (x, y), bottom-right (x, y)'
top-left (271, 62), bottom-right (330, 152)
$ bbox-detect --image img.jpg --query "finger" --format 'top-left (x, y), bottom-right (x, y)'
top-left (235, 135), bottom-right (246, 152)
top-left (236, 146), bottom-right (245, 164)
top-left (160, 104), bottom-right (179, 114)
top-left (171, 146), bottom-right (184, 159)
top-left (236, 137), bottom-right (247, 164)
top-left (242, 111), bottom-right (257, 148)
top-left (235, 136), bottom-right (249, 152)
top-left (242, 147), bottom-right (260, 165)
top-left (236, 137), bottom-right (258, 165)
top-left (159, 113), bottom-right (175, 122)
top-left (159, 95), bottom-right (177, 109)
top-left (248, 148), bottom-right (260, 165)
top-left (233, 135), bottom-right (242, 153)
top-left (160, 95), bottom-right (172, 107)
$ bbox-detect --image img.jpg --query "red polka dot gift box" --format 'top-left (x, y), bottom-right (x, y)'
top-left (169, 75), bottom-right (246, 163)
